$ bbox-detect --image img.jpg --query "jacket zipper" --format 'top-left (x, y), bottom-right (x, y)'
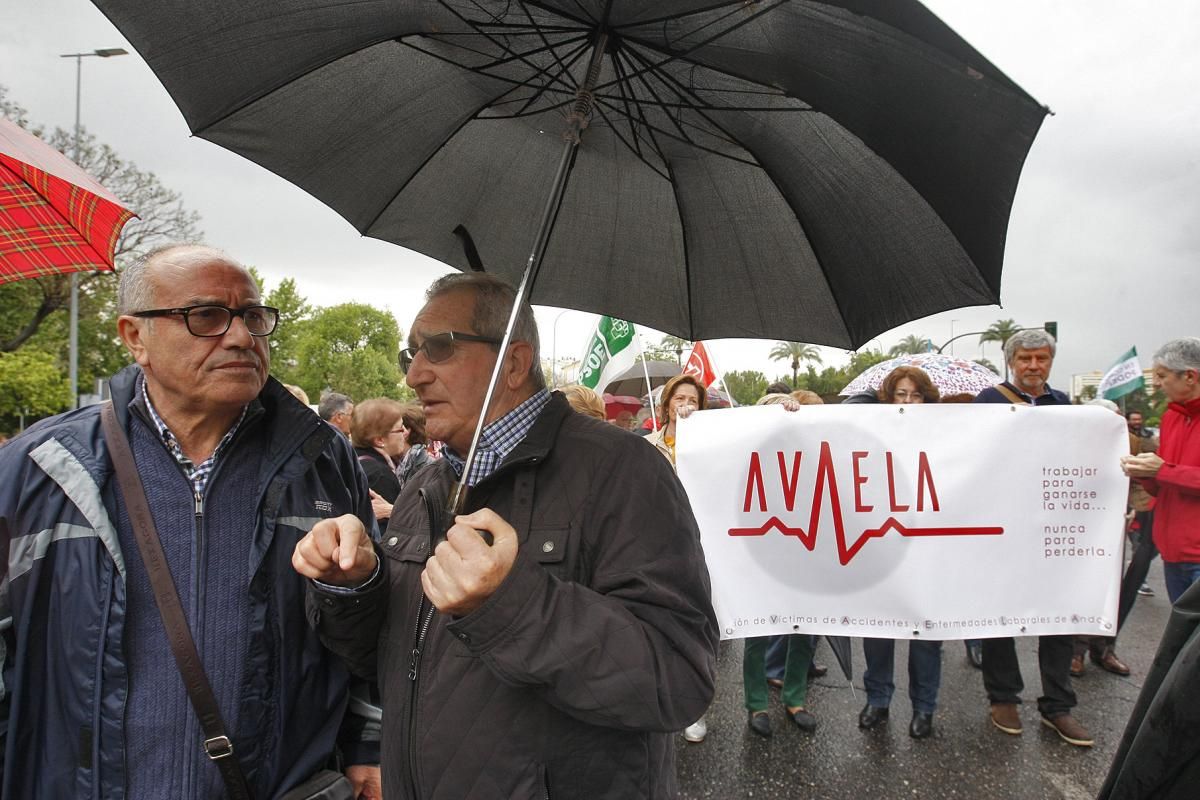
top-left (403, 489), bottom-right (442, 799)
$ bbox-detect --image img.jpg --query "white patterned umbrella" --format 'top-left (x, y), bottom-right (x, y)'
top-left (839, 353), bottom-right (1002, 397)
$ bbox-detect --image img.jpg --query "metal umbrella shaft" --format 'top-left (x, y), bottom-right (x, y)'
top-left (443, 30), bottom-right (609, 523)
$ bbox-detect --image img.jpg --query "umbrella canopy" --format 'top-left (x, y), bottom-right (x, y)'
top-left (92, 0), bottom-right (1046, 349)
top-left (0, 118), bottom-right (135, 284)
top-left (602, 359), bottom-right (679, 398)
top-left (839, 352), bottom-right (1002, 397)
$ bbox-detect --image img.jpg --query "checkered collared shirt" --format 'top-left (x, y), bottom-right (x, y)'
top-left (140, 377), bottom-right (248, 499)
top-left (443, 389), bottom-right (551, 486)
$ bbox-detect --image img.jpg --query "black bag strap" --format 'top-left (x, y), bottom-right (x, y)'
top-left (100, 401), bottom-right (254, 800)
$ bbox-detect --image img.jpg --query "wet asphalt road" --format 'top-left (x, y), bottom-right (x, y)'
top-left (675, 567), bottom-right (1171, 800)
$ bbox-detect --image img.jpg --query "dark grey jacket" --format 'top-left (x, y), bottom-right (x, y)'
top-left (310, 393), bottom-right (718, 799)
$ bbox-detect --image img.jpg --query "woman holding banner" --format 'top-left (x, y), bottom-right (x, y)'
top-left (858, 367), bottom-right (944, 739)
top-left (649, 374), bottom-right (707, 466)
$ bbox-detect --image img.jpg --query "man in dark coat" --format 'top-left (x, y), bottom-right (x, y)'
top-left (0, 244), bottom-right (380, 799)
top-left (294, 273), bottom-right (718, 799)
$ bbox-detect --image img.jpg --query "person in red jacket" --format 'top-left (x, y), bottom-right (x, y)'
top-left (1122, 338), bottom-right (1200, 602)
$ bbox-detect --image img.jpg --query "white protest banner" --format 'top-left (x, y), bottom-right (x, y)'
top-left (675, 404), bottom-right (1128, 641)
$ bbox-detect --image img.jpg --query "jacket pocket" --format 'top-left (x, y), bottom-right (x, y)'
top-left (379, 530), bottom-right (430, 565)
top-left (528, 527), bottom-right (571, 580)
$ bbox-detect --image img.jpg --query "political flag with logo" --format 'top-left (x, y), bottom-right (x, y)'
top-left (683, 341), bottom-right (718, 387)
top-left (578, 315), bottom-right (639, 392)
top-left (1099, 347), bottom-right (1145, 401)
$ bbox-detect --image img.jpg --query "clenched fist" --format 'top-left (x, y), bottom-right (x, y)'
top-left (421, 508), bottom-right (519, 616)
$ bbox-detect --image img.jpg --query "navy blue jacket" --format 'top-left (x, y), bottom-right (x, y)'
top-left (975, 381), bottom-right (1070, 406)
top-left (0, 365), bottom-right (377, 799)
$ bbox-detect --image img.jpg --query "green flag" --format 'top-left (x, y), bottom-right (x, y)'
top-left (578, 316), bottom-right (639, 391)
top-left (1099, 347), bottom-right (1145, 401)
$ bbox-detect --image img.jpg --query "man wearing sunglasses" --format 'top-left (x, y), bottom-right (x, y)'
top-left (0, 244), bottom-right (381, 799)
top-left (296, 272), bottom-right (719, 799)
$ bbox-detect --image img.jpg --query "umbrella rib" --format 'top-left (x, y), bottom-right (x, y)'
top-left (507, 36), bottom-right (592, 117)
top-left (609, 50), bottom-right (648, 162)
top-left (665, 162), bottom-right (697, 341)
top-left (588, 101), bottom-right (670, 181)
top-left (621, 45), bottom-right (749, 153)
top-left (592, 0), bottom-right (787, 94)
top-left (618, 50), bottom-right (699, 149)
top-left (607, 0), bottom-right (752, 31)
top-left (434, 0), bottom-right (580, 94)
top-left (591, 97), bottom-right (758, 168)
top-left (517, 0), bottom-right (578, 93)
top-left (611, 50), bottom-right (673, 170)
top-left (401, 38), bottom-right (577, 99)
top-left (479, 41), bottom-right (592, 119)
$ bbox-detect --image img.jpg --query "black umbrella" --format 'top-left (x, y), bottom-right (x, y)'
top-left (94, 0), bottom-right (1046, 502)
top-left (93, 0), bottom-right (1045, 349)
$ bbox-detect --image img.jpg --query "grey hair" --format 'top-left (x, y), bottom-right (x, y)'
top-left (1152, 338), bottom-right (1200, 374)
top-left (117, 242), bottom-right (242, 315)
top-left (1004, 328), bottom-right (1057, 364)
top-left (425, 272), bottom-right (545, 389)
top-left (1086, 398), bottom-right (1119, 412)
top-left (318, 392), bottom-right (353, 421)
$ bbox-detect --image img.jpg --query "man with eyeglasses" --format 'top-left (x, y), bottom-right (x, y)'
top-left (294, 272), bottom-right (718, 799)
top-left (0, 244), bottom-right (382, 799)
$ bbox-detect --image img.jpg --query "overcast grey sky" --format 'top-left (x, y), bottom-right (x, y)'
top-left (3, 1), bottom-right (1197, 388)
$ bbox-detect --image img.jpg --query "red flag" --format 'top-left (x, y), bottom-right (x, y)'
top-left (683, 341), bottom-right (717, 387)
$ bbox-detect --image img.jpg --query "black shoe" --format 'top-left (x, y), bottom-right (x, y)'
top-left (748, 711), bottom-right (772, 738)
top-left (808, 662), bottom-right (828, 679)
top-left (858, 704), bottom-right (889, 729)
top-left (966, 641), bottom-right (983, 669)
top-left (789, 708), bottom-right (818, 733)
top-left (909, 711), bottom-right (934, 739)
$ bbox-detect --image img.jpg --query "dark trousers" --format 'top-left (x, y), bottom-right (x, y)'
top-left (1117, 511), bottom-right (1158, 630)
top-left (981, 635), bottom-right (1076, 718)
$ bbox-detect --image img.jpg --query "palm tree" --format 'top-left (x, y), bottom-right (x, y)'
top-left (979, 319), bottom-right (1022, 378)
top-left (979, 318), bottom-right (1022, 351)
top-left (769, 341), bottom-right (822, 388)
top-left (887, 334), bottom-right (931, 357)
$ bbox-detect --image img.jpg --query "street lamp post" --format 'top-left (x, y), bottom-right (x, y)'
top-left (549, 308), bottom-right (570, 387)
top-left (59, 47), bottom-right (128, 408)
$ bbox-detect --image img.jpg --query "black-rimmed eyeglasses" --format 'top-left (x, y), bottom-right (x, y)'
top-left (130, 304), bottom-right (279, 337)
top-left (398, 331), bottom-right (501, 373)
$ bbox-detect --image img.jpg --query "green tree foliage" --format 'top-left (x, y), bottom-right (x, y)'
top-left (642, 334), bottom-right (691, 365)
top-left (847, 349), bottom-right (891, 375)
top-left (263, 276), bottom-right (313, 386)
top-left (724, 369), bottom-right (769, 406)
top-left (293, 303), bottom-right (403, 401)
top-left (769, 341), bottom-right (821, 388)
top-left (0, 350), bottom-right (72, 432)
top-left (888, 334), bottom-right (931, 356)
top-left (795, 364), bottom-right (846, 397)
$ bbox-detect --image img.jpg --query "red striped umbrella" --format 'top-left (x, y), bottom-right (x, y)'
top-left (0, 118), bottom-right (136, 284)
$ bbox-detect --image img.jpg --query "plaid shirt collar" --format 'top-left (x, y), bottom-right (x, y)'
top-left (140, 377), bottom-right (248, 497)
top-left (443, 389), bottom-right (551, 486)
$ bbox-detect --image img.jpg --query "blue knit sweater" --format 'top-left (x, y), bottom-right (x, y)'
top-left (114, 403), bottom-right (263, 799)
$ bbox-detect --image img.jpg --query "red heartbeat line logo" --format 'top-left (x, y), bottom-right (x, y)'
top-left (729, 517), bottom-right (1004, 566)
top-left (729, 443), bottom-right (1004, 565)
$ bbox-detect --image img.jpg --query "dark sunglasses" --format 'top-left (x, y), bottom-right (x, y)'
top-left (130, 304), bottom-right (279, 337)
top-left (398, 331), bottom-right (501, 373)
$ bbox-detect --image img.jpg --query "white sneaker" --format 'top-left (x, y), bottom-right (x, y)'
top-left (683, 717), bottom-right (708, 743)
top-left (1138, 582), bottom-right (1155, 597)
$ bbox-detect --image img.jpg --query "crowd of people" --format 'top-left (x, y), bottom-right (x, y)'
top-left (1, 241), bottom-right (1197, 798)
